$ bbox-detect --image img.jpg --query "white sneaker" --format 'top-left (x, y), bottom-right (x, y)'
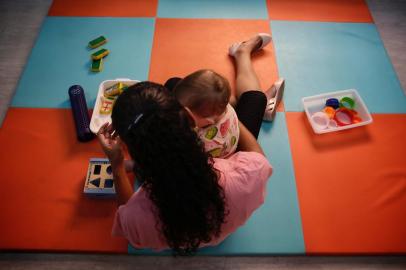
top-left (263, 78), bottom-right (285, 122)
top-left (229, 33), bottom-right (272, 56)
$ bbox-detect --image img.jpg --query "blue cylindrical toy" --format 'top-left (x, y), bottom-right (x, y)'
top-left (68, 85), bottom-right (94, 142)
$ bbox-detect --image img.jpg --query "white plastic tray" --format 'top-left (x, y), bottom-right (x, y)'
top-left (302, 89), bottom-right (373, 134)
top-left (90, 78), bottom-right (139, 133)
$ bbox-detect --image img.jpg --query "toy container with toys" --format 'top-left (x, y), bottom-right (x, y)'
top-left (84, 158), bottom-right (115, 197)
top-left (90, 78), bottom-right (139, 133)
top-left (302, 89), bottom-right (373, 134)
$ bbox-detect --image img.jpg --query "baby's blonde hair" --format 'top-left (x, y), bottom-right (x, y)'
top-left (173, 69), bottom-right (231, 117)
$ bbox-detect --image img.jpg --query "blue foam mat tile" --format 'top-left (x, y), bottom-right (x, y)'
top-left (129, 113), bottom-right (305, 255)
top-left (271, 21), bottom-right (406, 113)
top-left (12, 17), bottom-right (155, 109)
top-left (157, 0), bottom-right (268, 19)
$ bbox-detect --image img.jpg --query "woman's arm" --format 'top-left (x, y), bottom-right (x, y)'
top-left (124, 160), bottom-right (135, 173)
top-left (97, 123), bottom-right (134, 205)
top-left (237, 121), bottom-right (265, 155)
top-left (111, 160), bottom-right (134, 206)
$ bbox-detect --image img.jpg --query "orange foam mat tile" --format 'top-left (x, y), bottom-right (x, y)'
top-left (48, 0), bottom-right (157, 17)
top-left (0, 108), bottom-right (127, 253)
top-left (267, 0), bottom-right (373, 22)
top-left (149, 18), bottom-right (284, 112)
top-left (286, 112), bottom-right (406, 254)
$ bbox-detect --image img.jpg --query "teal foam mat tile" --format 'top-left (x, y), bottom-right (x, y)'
top-left (271, 21), bottom-right (406, 113)
top-left (12, 17), bottom-right (154, 109)
top-left (158, 0), bottom-right (268, 19)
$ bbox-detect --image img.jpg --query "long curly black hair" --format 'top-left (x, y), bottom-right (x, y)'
top-left (111, 81), bottom-right (228, 255)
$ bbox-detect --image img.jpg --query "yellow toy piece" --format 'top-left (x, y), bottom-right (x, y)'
top-left (91, 58), bottom-right (103, 72)
top-left (91, 48), bottom-right (110, 60)
top-left (99, 96), bottom-right (115, 115)
top-left (88, 36), bottom-right (107, 49)
top-left (104, 82), bottom-right (128, 97)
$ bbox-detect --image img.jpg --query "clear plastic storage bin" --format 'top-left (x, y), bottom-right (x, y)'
top-left (90, 78), bottom-right (139, 133)
top-left (302, 89), bottom-right (373, 134)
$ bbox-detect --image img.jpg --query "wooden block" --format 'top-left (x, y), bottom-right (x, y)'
top-left (84, 158), bottom-right (116, 197)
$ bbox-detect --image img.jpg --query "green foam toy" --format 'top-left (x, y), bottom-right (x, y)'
top-left (91, 58), bottom-right (103, 72)
top-left (91, 48), bottom-right (110, 60)
top-left (88, 36), bottom-right (107, 49)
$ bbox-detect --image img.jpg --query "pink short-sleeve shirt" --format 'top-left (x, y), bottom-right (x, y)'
top-left (112, 151), bottom-right (273, 250)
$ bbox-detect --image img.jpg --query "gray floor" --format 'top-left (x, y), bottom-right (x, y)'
top-left (0, 0), bottom-right (405, 269)
top-left (1, 253), bottom-right (406, 270)
top-left (367, 0), bottom-right (406, 94)
top-left (0, 0), bottom-right (52, 126)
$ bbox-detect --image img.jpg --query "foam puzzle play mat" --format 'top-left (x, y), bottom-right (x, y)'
top-left (1, 0), bottom-right (405, 255)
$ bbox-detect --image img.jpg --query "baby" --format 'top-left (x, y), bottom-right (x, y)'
top-left (173, 69), bottom-right (239, 158)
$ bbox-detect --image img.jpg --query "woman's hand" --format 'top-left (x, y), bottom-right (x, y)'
top-left (97, 123), bottom-right (124, 166)
top-left (97, 123), bottom-right (134, 205)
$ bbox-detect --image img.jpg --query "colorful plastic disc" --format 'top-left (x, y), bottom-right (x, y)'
top-left (340, 97), bottom-right (355, 109)
top-left (334, 108), bottom-right (354, 126)
top-left (328, 119), bottom-right (338, 128)
top-left (352, 116), bottom-right (362, 123)
top-left (325, 98), bottom-right (340, 109)
top-left (311, 111), bottom-right (330, 130)
top-left (323, 106), bottom-right (336, 119)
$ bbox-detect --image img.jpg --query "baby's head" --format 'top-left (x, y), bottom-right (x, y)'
top-left (174, 69), bottom-right (231, 128)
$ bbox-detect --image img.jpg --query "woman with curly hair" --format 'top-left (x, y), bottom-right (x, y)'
top-left (97, 34), bottom-right (283, 255)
